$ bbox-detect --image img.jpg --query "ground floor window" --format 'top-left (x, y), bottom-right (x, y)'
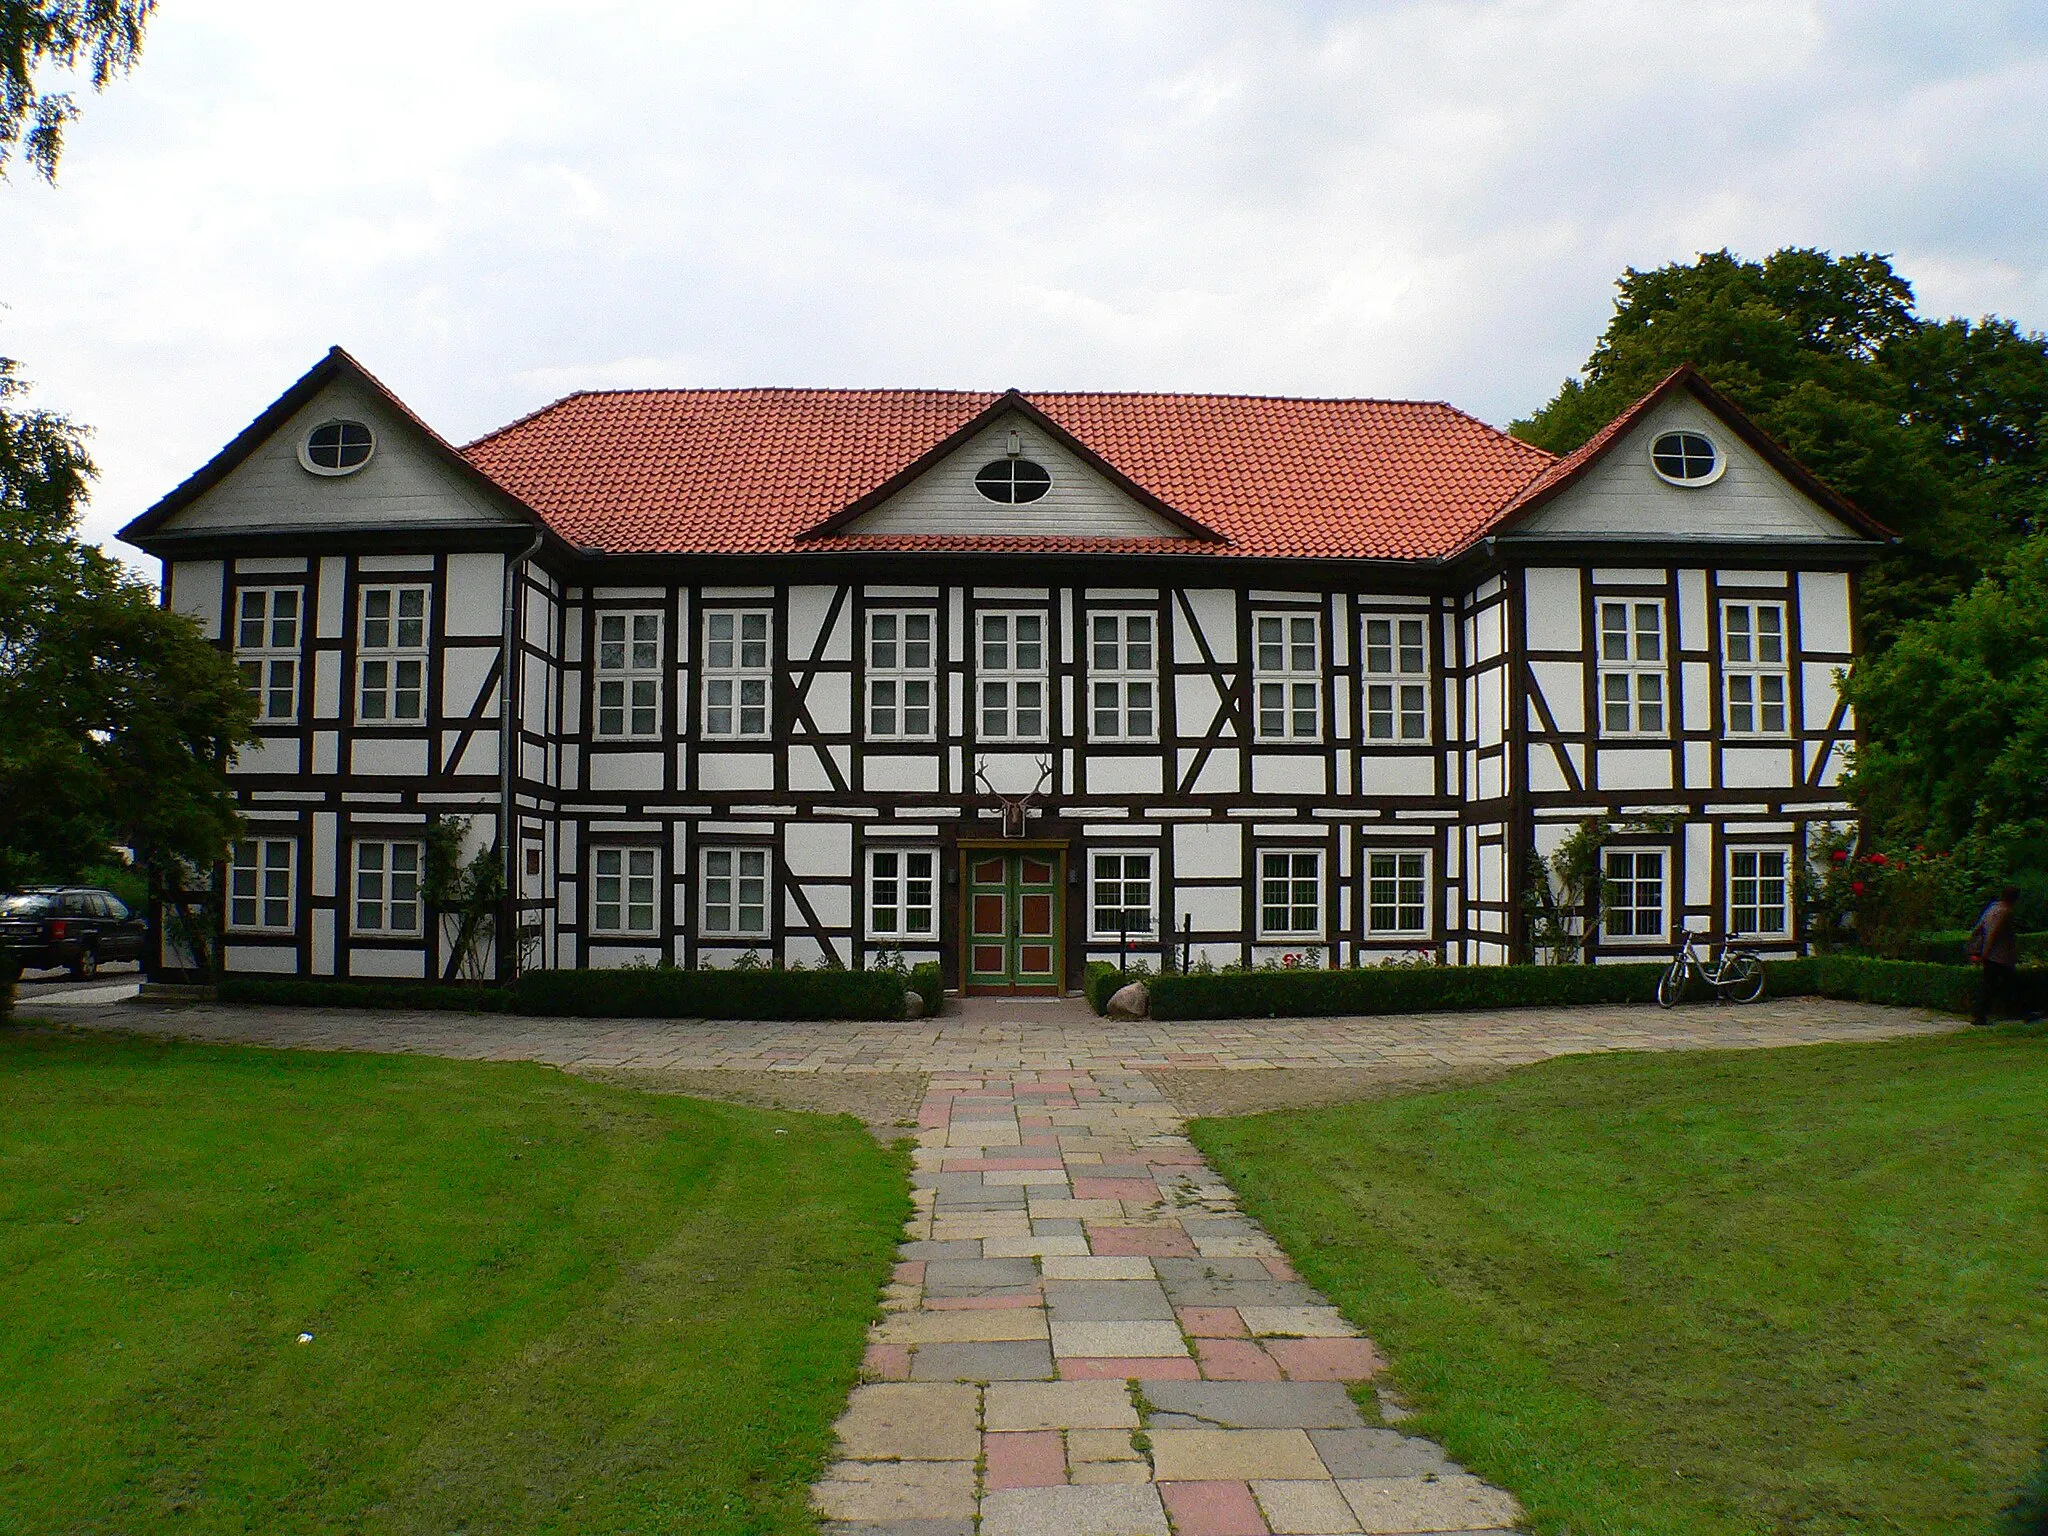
top-left (353, 840), bottom-right (422, 936)
top-left (593, 847), bottom-right (658, 934)
top-left (228, 838), bottom-right (295, 931)
top-left (1366, 851), bottom-right (1428, 936)
top-left (701, 848), bottom-right (768, 939)
top-left (868, 849), bottom-right (935, 939)
top-left (1728, 847), bottom-right (1791, 936)
top-left (1091, 852), bottom-right (1156, 940)
top-left (1603, 850), bottom-right (1667, 940)
top-left (1258, 850), bottom-right (1323, 938)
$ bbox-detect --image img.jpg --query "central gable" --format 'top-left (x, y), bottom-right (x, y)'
top-left (830, 410), bottom-right (1197, 542)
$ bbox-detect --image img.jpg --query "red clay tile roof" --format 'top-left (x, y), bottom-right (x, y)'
top-left (461, 388), bottom-right (1560, 561)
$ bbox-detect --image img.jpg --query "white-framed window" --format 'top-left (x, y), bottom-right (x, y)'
top-left (1363, 615), bottom-right (1428, 741)
top-left (978, 610), bottom-right (1047, 741)
top-left (703, 610), bottom-right (771, 738)
top-left (867, 610), bottom-right (936, 740)
top-left (1602, 849), bottom-right (1667, 940)
top-left (1722, 602), bottom-right (1789, 736)
top-left (357, 585), bottom-right (429, 723)
top-left (1254, 613), bottom-right (1320, 741)
top-left (867, 849), bottom-right (936, 939)
top-left (1597, 599), bottom-right (1666, 737)
top-left (227, 838), bottom-right (295, 932)
top-left (701, 847), bottom-right (769, 938)
top-left (235, 587), bottom-right (302, 723)
top-left (592, 847), bottom-right (658, 934)
top-left (595, 611), bottom-right (663, 739)
top-left (1090, 852), bottom-right (1156, 941)
top-left (1258, 849), bottom-right (1323, 939)
top-left (1728, 847), bottom-right (1791, 937)
top-left (352, 840), bottom-right (423, 936)
top-left (1366, 851), bottom-right (1429, 936)
top-left (1089, 612), bottom-right (1157, 741)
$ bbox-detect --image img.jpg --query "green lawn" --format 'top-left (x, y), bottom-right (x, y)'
top-left (1190, 1027), bottom-right (2048, 1536)
top-left (0, 1028), bottom-right (908, 1535)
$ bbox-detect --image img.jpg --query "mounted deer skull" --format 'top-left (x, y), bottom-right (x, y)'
top-left (975, 755), bottom-right (1053, 838)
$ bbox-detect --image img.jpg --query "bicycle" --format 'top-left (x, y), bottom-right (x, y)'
top-left (1656, 929), bottom-right (1766, 1007)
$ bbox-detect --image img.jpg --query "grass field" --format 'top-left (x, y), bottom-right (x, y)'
top-left (0, 1027), bottom-right (908, 1535)
top-left (1190, 1026), bottom-right (2048, 1536)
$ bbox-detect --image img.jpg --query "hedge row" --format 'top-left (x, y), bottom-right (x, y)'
top-left (220, 966), bottom-right (911, 1020)
top-left (1903, 929), bottom-right (2048, 967)
top-left (1084, 961), bottom-right (1149, 1016)
top-left (217, 977), bottom-right (515, 1011)
top-left (908, 962), bottom-right (944, 1017)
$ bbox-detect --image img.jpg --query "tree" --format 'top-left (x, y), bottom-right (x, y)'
top-left (0, 1), bottom-right (154, 181)
top-left (1515, 248), bottom-right (2048, 644)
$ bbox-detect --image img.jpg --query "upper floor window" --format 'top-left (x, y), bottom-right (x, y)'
top-left (703, 610), bottom-right (771, 739)
top-left (236, 587), bottom-right (301, 723)
top-left (867, 849), bottom-right (936, 940)
top-left (1254, 613), bottom-right (1320, 741)
top-left (1089, 612), bottom-right (1156, 741)
top-left (978, 611), bottom-right (1046, 741)
top-left (1598, 600), bottom-right (1665, 738)
top-left (1090, 852), bottom-right (1156, 941)
top-left (1722, 602), bottom-right (1788, 735)
top-left (353, 840), bottom-right (423, 937)
top-left (592, 847), bottom-right (658, 934)
top-left (1728, 847), bottom-right (1790, 937)
top-left (1363, 615), bottom-right (1428, 741)
top-left (1649, 430), bottom-right (1722, 486)
top-left (1366, 851), bottom-right (1429, 936)
top-left (868, 611), bottom-right (936, 740)
top-left (1602, 849), bottom-right (1667, 940)
top-left (701, 847), bottom-right (769, 939)
top-left (358, 585), bottom-right (428, 723)
top-left (1258, 849), bottom-right (1323, 939)
top-left (299, 419), bottom-right (374, 476)
top-left (596, 611), bottom-right (663, 739)
top-left (227, 837), bottom-right (295, 932)
top-left (974, 458), bottom-right (1051, 504)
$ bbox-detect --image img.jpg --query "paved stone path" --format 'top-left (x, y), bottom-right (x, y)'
top-left (819, 1069), bottom-right (1519, 1535)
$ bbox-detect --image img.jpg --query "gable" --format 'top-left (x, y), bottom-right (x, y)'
top-left (832, 410), bottom-right (1194, 541)
top-left (149, 376), bottom-right (525, 538)
top-left (1506, 393), bottom-right (1864, 545)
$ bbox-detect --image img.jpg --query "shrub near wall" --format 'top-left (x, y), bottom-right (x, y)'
top-left (218, 977), bottom-right (514, 1012)
top-left (512, 967), bottom-right (906, 1021)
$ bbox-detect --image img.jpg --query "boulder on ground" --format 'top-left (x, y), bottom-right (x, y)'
top-left (902, 989), bottom-right (926, 1020)
top-left (1106, 980), bottom-right (1150, 1019)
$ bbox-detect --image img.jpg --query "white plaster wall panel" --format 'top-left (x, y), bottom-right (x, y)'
top-left (317, 556), bottom-right (346, 637)
top-left (1528, 749), bottom-right (1571, 795)
top-left (1251, 755), bottom-right (1325, 796)
top-left (784, 935), bottom-right (829, 969)
top-left (1174, 822), bottom-right (1241, 881)
top-left (1356, 756), bottom-right (1435, 797)
top-left (1529, 661), bottom-right (1583, 732)
top-left (313, 732), bottom-right (339, 775)
top-left (454, 728), bottom-right (501, 778)
top-left (981, 752), bottom-right (1051, 793)
top-left (236, 555), bottom-right (308, 575)
top-left (1592, 566), bottom-right (1665, 585)
top-left (443, 647), bottom-right (496, 720)
top-left (1723, 746), bottom-right (1797, 789)
top-left (1806, 739), bottom-right (1844, 787)
top-left (864, 754), bottom-right (941, 793)
top-left (1798, 569), bottom-right (1854, 653)
top-left (350, 947), bottom-right (427, 980)
top-left (1333, 678), bottom-right (1351, 741)
top-left (169, 560), bottom-right (223, 638)
top-left (1596, 748), bottom-right (1672, 792)
top-left (1186, 748), bottom-right (1242, 795)
top-left (225, 944), bottom-right (297, 974)
top-left (1476, 757), bottom-right (1501, 800)
top-left (313, 650), bottom-right (342, 718)
top-left (1178, 888), bottom-right (1243, 935)
top-left (1682, 661), bottom-right (1712, 731)
top-left (1686, 822), bottom-right (1713, 907)
top-left (1802, 662), bottom-right (1845, 729)
top-left (1252, 944), bottom-right (1325, 966)
top-left (1087, 587), bottom-right (1160, 602)
top-left (1174, 674), bottom-right (1224, 735)
top-left (312, 811), bottom-right (338, 897)
top-left (234, 736), bottom-right (302, 775)
top-left (311, 909), bottom-right (335, 976)
top-left (443, 552), bottom-right (506, 634)
top-left (1717, 568), bottom-right (1787, 589)
top-left (697, 752), bottom-right (776, 791)
top-left (786, 820), bottom-right (852, 878)
top-left (1685, 740), bottom-right (1712, 789)
top-left (1522, 568), bottom-right (1581, 650)
top-left (1476, 670), bottom-right (1503, 747)
top-left (589, 751), bottom-right (664, 792)
top-left (353, 738), bottom-right (431, 777)
top-left (947, 587), bottom-right (964, 662)
top-left (794, 884), bottom-right (852, 927)
top-left (789, 745), bottom-right (851, 792)
top-left (1677, 569), bottom-right (1708, 651)
top-left (1177, 590), bottom-right (1238, 663)
top-left (1087, 756), bottom-right (1164, 795)
top-left (1515, 396), bottom-right (1865, 543)
top-left (701, 585), bottom-right (772, 599)
top-left (589, 944), bottom-right (662, 970)
top-left (360, 554), bottom-right (435, 573)
top-left (787, 585), bottom-right (837, 660)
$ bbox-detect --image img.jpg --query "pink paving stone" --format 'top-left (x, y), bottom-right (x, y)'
top-left (946, 1157), bottom-right (1067, 1171)
top-left (984, 1430), bottom-right (1067, 1490)
top-left (1261, 1256), bottom-right (1301, 1282)
top-left (1267, 1336), bottom-right (1381, 1381)
top-left (862, 1343), bottom-right (912, 1381)
top-left (1159, 1480), bottom-right (1271, 1535)
top-left (1071, 1178), bottom-right (1162, 1201)
top-left (1087, 1226), bottom-right (1198, 1258)
top-left (893, 1261), bottom-right (926, 1285)
top-left (926, 1294), bottom-right (1043, 1311)
top-left (1058, 1355), bottom-right (1203, 1380)
top-left (1146, 1150), bottom-right (1208, 1166)
top-left (1178, 1306), bottom-right (1247, 1338)
top-left (1194, 1337), bottom-right (1284, 1381)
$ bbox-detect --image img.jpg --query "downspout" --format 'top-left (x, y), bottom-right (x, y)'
top-left (499, 527), bottom-right (546, 981)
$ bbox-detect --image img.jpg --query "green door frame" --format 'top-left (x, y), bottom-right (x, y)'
top-left (960, 842), bottom-right (1067, 996)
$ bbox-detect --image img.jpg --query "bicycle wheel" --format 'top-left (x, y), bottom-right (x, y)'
top-left (1656, 957), bottom-right (1687, 1008)
top-left (1722, 952), bottom-right (1766, 1003)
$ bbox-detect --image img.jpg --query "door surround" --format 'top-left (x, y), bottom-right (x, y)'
top-left (957, 839), bottom-right (1068, 996)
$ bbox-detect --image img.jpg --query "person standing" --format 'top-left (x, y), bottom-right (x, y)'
top-left (1967, 885), bottom-right (2021, 1026)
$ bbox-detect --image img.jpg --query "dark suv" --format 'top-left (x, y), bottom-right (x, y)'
top-left (0, 888), bottom-right (149, 978)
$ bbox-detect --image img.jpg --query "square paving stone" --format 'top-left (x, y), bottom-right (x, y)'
top-left (1308, 1430), bottom-right (1454, 1479)
top-left (1045, 1281), bottom-right (1178, 1322)
top-left (1043, 1255), bottom-right (1158, 1281)
top-left (832, 1383), bottom-right (981, 1460)
top-left (911, 1341), bottom-right (1055, 1381)
top-left (813, 1459), bottom-right (977, 1523)
top-left (1159, 1479), bottom-right (1270, 1536)
top-left (1154, 1260), bottom-right (1320, 1307)
top-left (985, 1379), bottom-right (1139, 1431)
top-left (1032, 1218), bottom-right (1086, 1238)
top-left (985, 1234), bottom-right (1091, 1258)
top-left (1193, 1338), bottom-right (1284, 1382)
top-left (898, 1240), bottom-right (985, 1261)
top-left (1336, 1474), bottom-right (1521, 1532)
top-left (980, 1484), bottom-right (1170, 1536)
top-left (1149, 1428), bottom-right (1329, 1483)
top-left (1252, 1478), bottom-right (1362, 1533)
top-left (934, 1193), bottom-right (1029, 1212)
top-left (1071, 1177), bottom-right (1163, 1201)
top-left (985, 1430), bottom-right (1067, 1490)
top-left (1059, 1356), bottom-right (1202, 1380)
top-left (1086, 1225), bottom-right (1198, 1257)
top-left (1068, 1427), bottom-right (1147, 1464)
top-left (819, 1520), bottom-right (974, 1536)
top-left (1050, 1320), bottom-right (1188, 1358)
top-left (1267, 1339), bottom-right (1380, 1383)
top-left (1144, 1382), bottom-right (1366, 1430)
top-left (1239, 1307), bottom-right (1356, 1339)
top-left (879, 1310), bottom-right (1049, 1344)
top-left (923, 1258), bottom-right (1041, 1293)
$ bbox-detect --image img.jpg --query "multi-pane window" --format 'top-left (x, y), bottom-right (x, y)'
top-left (1598, 600), bottom-right (1666, 737)
top-left (978, 611), bottom-right (1047, 741)
top-left (701, 848), bottom-right (769, 938)
top-left (227, 838), bottom-right (295, 931)
top-left (353, 840), bottom-right (422, 936)
top-left (1366, 851), bottom-right (1428, 935)
top-left (592, 847), bottom-right (657, 934)
top-left (595, 612), bottom-right (662, 738)
top-left (1603, 850), bottom-right (1667, 939)
top-left (1363, 616), bottom-right (1428, 741)
top-left (1728, 848), bottom-right (1790, 936)
top-left (868, 850), bottom-right (936, 939)
top-left (235, 587), bottom-right (301, 722)
top-left (704, 611), bottom-right (771, 738)
top-left (1723, 602), bottom-right (1789, 735)
top-left (1089, 613), bottom-right (1156, 740)
top-left (358, 585), bottom-right (429, 723)
top-left (1258, 850), bottom-right (1323, 938)
top-left (868, 611), bottom-right (936, 739)
top-left (1090, 853), bottom-right (1156, 940)
top-left (1254, 614), bottom-right (1320, 740)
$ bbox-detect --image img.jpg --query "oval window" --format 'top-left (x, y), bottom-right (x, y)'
top-left (301, 420), bottom-right (375, 475)
top-left (974, 458), bottom-right (1052, 505)
top-left (1649, 430), bottom-right (1720, 485)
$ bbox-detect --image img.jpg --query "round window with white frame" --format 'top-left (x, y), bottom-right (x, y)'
top-left (1648, 429), bottom-right (1723, 486)
top-left (974, 458), bottom-right (1052, 504)
top-left (299, 419), bottom-right (376, 476)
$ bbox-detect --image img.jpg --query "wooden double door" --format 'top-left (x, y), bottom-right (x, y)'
top-left (964, 848), bottom-right (1065, 995)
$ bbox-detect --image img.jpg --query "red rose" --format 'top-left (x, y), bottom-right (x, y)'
top-left (1852, 880), bottom-right (1867, 896)
top-left (1867, 853), bottom-right (1888, 867)
top-left (1831, 850), bottom-right (1848, 864)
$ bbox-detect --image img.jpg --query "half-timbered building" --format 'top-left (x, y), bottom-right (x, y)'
top-left (120, 350), bottom-right (1887, 993)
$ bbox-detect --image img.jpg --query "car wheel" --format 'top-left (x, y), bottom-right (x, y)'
top-left (70, 946), bottom-right (98, 981)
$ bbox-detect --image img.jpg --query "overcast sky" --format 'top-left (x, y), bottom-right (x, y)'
top-left (3, 0), bottom-right (2045, 569)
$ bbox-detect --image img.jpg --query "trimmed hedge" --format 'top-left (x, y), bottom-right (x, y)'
top-left (0, 951), bottom-right (19, 1021)
top-left (908, 962), bottom-right (944, 1017)
top-left (1810, 955), bottom-right (2047, 1015)
top-left (218, 977), bottom-right (514, 1012)
top-left (1904, 929), bottom-right (2048, 967)
top-left (511, 966), bottom-right (905, 1021)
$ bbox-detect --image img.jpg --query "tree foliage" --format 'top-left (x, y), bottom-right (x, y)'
top-left (0, 0), bottom-right (153, 181)
top-left (1515, 248), bottom-right (2048, 644)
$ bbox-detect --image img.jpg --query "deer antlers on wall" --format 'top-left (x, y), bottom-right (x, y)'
top-left (975, 755), bottom-right (1053, 837)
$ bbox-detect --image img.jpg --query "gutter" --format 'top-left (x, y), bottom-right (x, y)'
top-left (499, 527), bottom-right (546, 980)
